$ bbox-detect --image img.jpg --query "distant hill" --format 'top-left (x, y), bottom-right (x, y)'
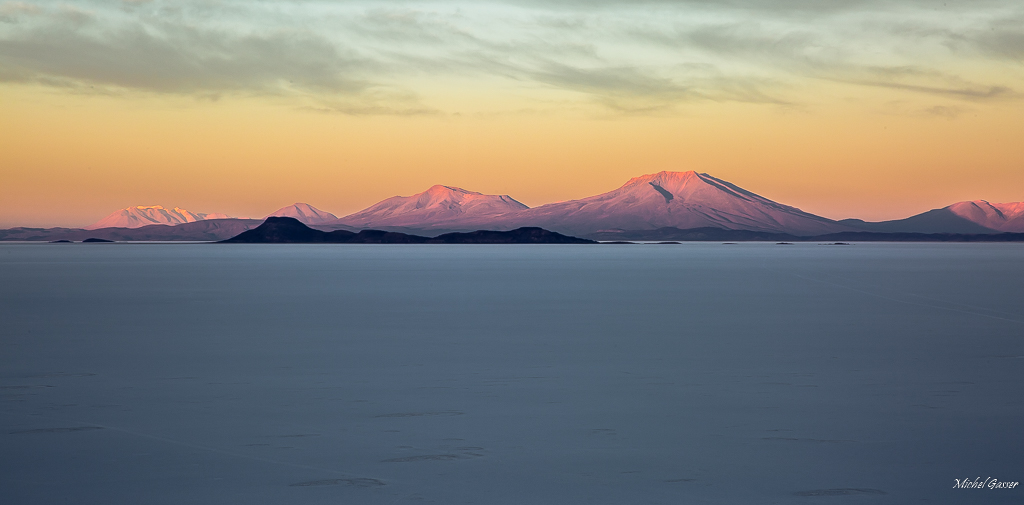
top-left (840, 208), bottom-right (997, 234)
top-left (841, 200), bottom-right (1024, 234)
top-left (222, 217), bottom-right (596, 244)
top-left (0, 219), bottom-right (262, 242)
top-left (586, 227), bottom-right (1024, 242)
top-left (587, 227), bottom-right (799, 242)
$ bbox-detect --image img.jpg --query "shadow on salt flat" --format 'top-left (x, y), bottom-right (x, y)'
top-left (375, 411), bottom-right (463, 418)
top-left (10, 426), bottom-right (103, 434)
top-left (381, 454), bottom-right (473, 462)
top-left (794, 488), bottom-right (886, 496)
top-left (290, 478), bottom-right (385, 487)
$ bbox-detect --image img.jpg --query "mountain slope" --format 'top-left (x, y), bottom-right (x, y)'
top-left (840, 209), bottom-right (998, 234)
top-left (266, 203), bottom-right (338, 225)
top-left (498, 171), bottom-right (849, 236)
top-left (332, 185), bottom-right (528, 231)
top-left (947, 200), bottom-right (1024, 232)
top-left (85, 206), bottom-right (231, 230)
top-left (841, 200), bottom-right (1024, 234)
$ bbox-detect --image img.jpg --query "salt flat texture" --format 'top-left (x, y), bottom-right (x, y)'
top-left (1, 243), bottom-right (1022, 504)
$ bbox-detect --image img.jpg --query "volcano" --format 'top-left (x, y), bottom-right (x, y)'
top-left (499, 171), bottom-right (849, 236)
top-left (331, 185), bottom-right (528, 231)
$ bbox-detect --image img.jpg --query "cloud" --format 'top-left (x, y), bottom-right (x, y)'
top-left (832, 65), bottom-right (1020, 101)
top-left (852, 80), bottom-right (1016, 100)
top-left (0, 18), bottom-right (369, 95)
top-left (302, 87), bottom-right (442, 116)
top-left (972, 15), bottom-right (1024, 61)
top-left (0, 1), bottom-right (40, 23)
top-left (921, 105), bottom-right (966, 118)
top-left (636, 14), bottom-right (1022, 104)
top-left (0, 0), bottom-right (1021, 115)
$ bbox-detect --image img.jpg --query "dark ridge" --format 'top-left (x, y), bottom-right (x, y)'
top-left (811, 231), bottom-right (1024, 242)
top-left (430, 227), bottom-right (596, 244)
top-left (221, 218), bottom-right (596, 244)
top-left (49, 239), bottom-right (73, 243)
top-left (222, 217), bottom-right (332, 243)
top-left (794, 488), bottom-right (886, 496)
top-left (587, 226), bottom-right (1024, 242)
top-left (0, 219), bottom-right (264, 242)
top-left (82, 238), bottom-right (114, 243)
top-left (289, 478), bottom-right (385, 487)
top-left (840, 208), bottom-right (998, 234)
top-left (648, 182), bottom-right (674, 203)
top-left (340, 229), bottom-right (430, 244)
top-left (588, 227), bottom-right (799, 242)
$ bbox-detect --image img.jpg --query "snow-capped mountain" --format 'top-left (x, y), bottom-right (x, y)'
top-left (333, 185), bottom-right (528, 230)
top-left (494, 171), bottom-right (849, 236)
top-left (85, 206), bottom-right (232, 230)
top-left (331, 172), bottom-right (847, 236)
top-left (947, 201), bottom-right (1024, 232)
top-left (266, 203), bottom-right (338, 225)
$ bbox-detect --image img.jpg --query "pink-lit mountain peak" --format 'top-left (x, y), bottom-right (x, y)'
top-left (85, 205), bottom-right (231, 230)
top-left (547, 170), bottom-right (799, 214)
top-left (947, 200), bottom-right (1024, 232)
top-left (506, 170), bottom-right (847, 235)
top-left (266, 203), bottom-right (338, 225)
top-left (414, 185), bottom-right (483, 206)
top-left (335, 185), bottom-right (528, 228)
top-left (330, 170), bottom-right (850, 235)
top-left (619, 170), bottom-right (701, 191)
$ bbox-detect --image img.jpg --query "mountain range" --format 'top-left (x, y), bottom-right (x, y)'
top-left (84, 202), bottom-right (341, 229)
top-left (3, 171), bottom-right (1022, 241)
top-left (84, 205), bottom-right (232, 230)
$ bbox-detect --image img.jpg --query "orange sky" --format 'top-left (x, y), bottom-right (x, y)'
top-left (1, 1), bottom-right (1023, 228)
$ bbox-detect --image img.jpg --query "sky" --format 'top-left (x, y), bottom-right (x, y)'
top-left (1, 0), bottom-right (1023, 227)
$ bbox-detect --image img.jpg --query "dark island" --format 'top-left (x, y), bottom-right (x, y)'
top-left (221, 217), bottom-right (597, 244)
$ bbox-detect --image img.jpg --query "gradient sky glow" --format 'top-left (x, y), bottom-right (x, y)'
top-left (2, 0), bottom-right (1023, 227)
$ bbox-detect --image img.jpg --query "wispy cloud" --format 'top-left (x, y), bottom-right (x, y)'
top-left (0, 0), bottom-right (1021, 115)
